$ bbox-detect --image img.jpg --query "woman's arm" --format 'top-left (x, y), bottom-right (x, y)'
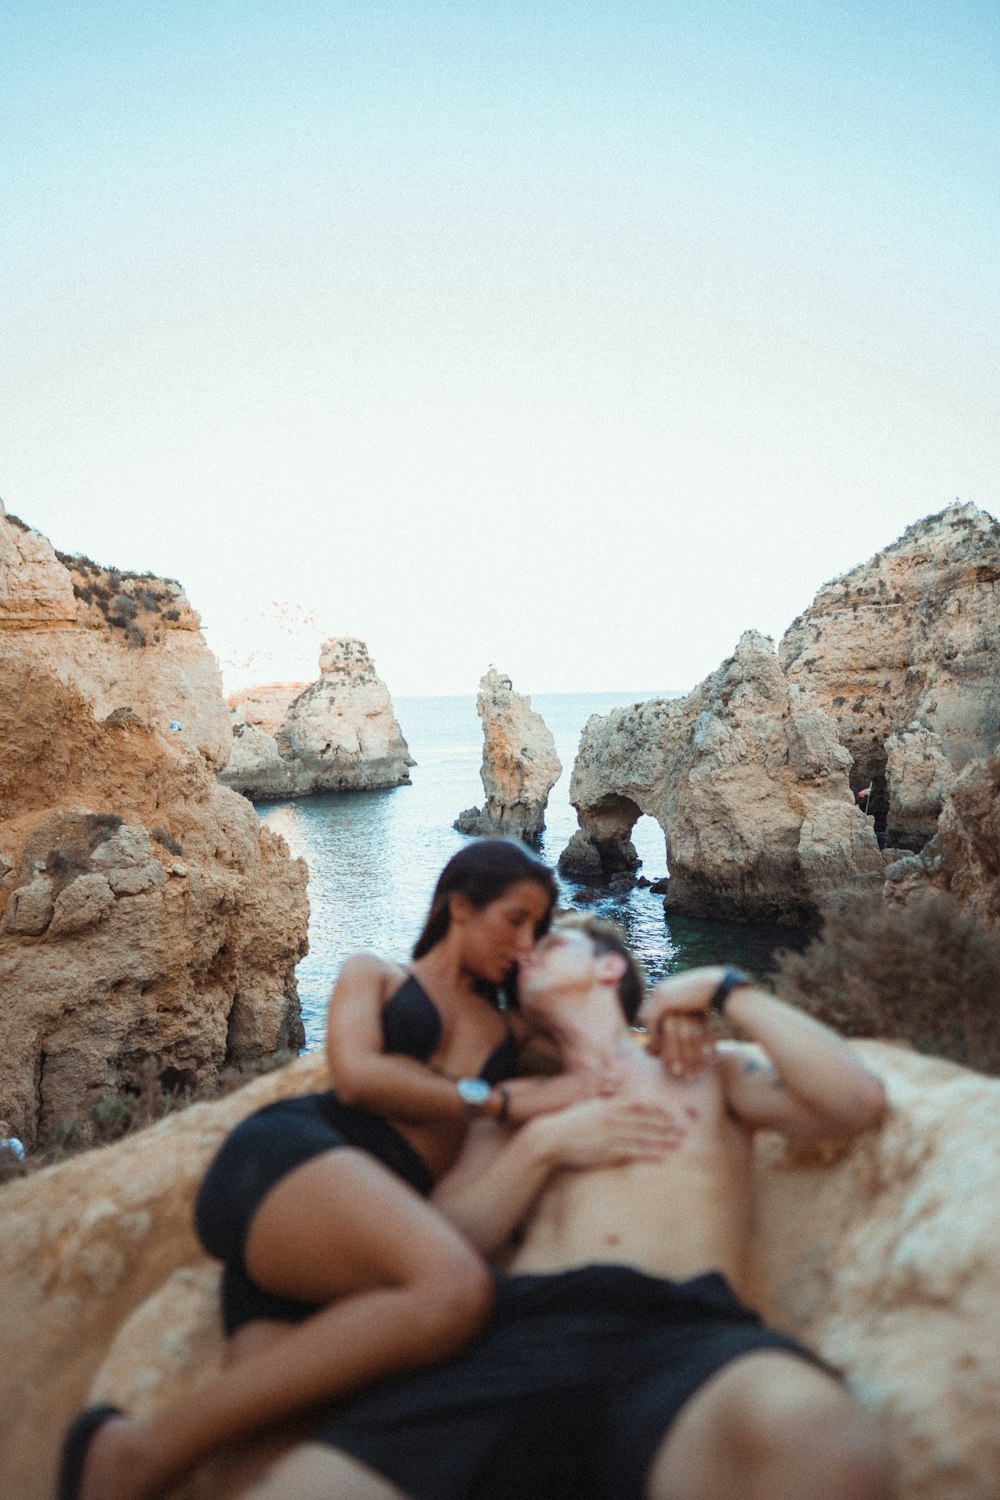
top-left (324, 953), bottom-right (475, 1123)
top-left (326, 954), bottom-right (612, 1127)
top-left (431, 1097), bottom-right (685, 1256)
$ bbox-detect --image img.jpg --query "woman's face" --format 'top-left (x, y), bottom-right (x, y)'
top-left (454, 879), bottom-right (553, 985)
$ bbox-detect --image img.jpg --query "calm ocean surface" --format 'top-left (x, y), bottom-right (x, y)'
top-left (256, 693), bottom-right (805, 1050)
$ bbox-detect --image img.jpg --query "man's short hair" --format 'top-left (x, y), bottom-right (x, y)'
top-left (555, 912), bottom-right (645, 1025)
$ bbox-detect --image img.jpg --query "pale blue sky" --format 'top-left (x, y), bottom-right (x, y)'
top-left (3, 2), bottom-right (997, 695)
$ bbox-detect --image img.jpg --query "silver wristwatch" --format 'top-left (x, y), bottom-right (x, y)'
top-left (456, 1077), bottom-right (493, 1117)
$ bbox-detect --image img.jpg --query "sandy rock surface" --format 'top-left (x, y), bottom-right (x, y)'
top-left (1, 1046), bottom-right (995, 1500)
top-left (454, 667), bottom-right (561, 841)
top-left (0, 1053), bottom-right (326, 1500)
top-left (751, 1042), bottom-right (1000, 1500)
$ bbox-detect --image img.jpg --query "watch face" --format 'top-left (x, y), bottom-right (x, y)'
top-left (456, 1078), bottom-right (492, 1106)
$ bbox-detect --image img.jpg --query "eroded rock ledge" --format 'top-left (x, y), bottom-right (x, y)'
top-left (220, 637), bottom-right (414, 799)
top-left (454, 668), bottom-right (561, 842)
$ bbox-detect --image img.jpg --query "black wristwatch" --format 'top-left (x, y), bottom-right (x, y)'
top-left (456, 1077), bottom-right (493, 1117)
top-left (709, 967), bottom-right (751, 1017)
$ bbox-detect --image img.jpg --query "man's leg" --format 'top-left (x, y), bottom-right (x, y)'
top-left (644, 1350), bottom-right (893, 1500)
top-left (235, 1441), bottom-right (411, 1500)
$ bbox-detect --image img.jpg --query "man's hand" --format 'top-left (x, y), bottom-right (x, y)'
top-left (639, 969), bottom-right (731, 1080)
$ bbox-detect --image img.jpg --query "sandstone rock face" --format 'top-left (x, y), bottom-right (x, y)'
top-left (779, 503), bottom-right (1000, 844)
top-left (220, 638), bottom-right (414, 798)
top-left (884, 752), bottom-right (1000, 927)
top-left (2, 1045), bottom-right (996, 1500)
top-left (0, 506), bottom-right (309, 1148)
top-left (454, 668), bottom-right (562, 842)
top-left (562, 632), bottom-right (884, 923)
top-left (0, 501), bottom-right (232, 769)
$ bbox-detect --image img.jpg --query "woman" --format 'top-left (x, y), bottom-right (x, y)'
top-left (60, 839), bottom-right (678, 1500)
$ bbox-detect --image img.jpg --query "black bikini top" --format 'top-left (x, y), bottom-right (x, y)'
top-left (381, 974), bottom-right (519, 1085)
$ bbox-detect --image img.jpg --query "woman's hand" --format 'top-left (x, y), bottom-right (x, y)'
top-left (498, 1067), bottom-right (621, 1124)
top-left (527, 1096), bottom-right (686, 1169)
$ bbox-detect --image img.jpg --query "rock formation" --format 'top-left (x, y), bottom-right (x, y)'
top-left (561, 632), bottom-right (884, 924)
top-left (2, 1043), bottom-right (997, 1500)
top-left (454, 668), bottom-right (561, 842)
top-left (779, 502), bottom-right (1000, 844)
top-left (0, 505), bottom-right (232, 769)
top-left (884, 752), bottom-right (1000, 927)
top-left (220, 638), bottom-right (414, 799)
top-left (0, 503), bottom-right (309, 1148)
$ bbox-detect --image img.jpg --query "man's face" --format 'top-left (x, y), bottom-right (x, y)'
top-left (516, 925), bottom-right (600, 1022)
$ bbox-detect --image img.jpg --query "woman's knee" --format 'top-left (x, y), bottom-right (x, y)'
top-left (407, 1240), bottom-right (494, 1354)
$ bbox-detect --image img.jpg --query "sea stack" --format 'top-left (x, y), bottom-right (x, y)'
top-left (220, 637), bottom-right (414, 798)
top-left (454, 668), bottom-right (561, 843)
top-left (0, 501), bottom-right (309, 1149)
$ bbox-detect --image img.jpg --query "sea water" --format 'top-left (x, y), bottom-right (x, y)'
top-left (256, 693), bottom-right (805, 1049)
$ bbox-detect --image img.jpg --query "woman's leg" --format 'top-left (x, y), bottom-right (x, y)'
top-left (71, 1150), bottom-right (493, 1500)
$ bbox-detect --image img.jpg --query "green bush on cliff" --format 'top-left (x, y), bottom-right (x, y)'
top-left (773, 891), bottom-right (1000, 1073)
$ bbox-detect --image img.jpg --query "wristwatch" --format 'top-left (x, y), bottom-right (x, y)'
top-left (709, 967), bottom-right (751, 1017)
top-left (456, 1077), bottom-right (493, 1117)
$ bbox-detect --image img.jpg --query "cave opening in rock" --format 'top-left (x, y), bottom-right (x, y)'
top-left (632, 814), bottom-right (669, 882)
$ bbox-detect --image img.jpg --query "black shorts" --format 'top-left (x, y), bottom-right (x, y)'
top-left (312, 1264), bottom-right (834, 1500)
top-left (194, 1091), bottom-right (434, 1335)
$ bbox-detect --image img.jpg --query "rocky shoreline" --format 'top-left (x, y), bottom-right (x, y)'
top-left (2, 496), bottom-right (999, 1498)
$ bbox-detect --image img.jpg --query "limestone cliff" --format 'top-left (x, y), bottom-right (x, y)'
top-left (1, 1045), bottom-right (996, 1500)
top-left (454, 668), bottom-right (561, 842)
top-left (779, 502), bottom-right (1000, 844)
top-left (0, 504), bottom-right (309, 1148)
top-left (220, 638), bottom-right (413, 798)
top-left (562, 632), bottom-right (884, 924)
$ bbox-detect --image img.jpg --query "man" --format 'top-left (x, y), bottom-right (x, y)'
top-left (237, 916), bottom-right (892, 1500)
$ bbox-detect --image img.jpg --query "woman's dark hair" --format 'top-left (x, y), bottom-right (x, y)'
top-left (412, 839), bottom-right (558, 960)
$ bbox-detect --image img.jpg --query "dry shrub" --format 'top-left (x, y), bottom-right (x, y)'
top-left (773, 891), bottom-right (1000, 1073)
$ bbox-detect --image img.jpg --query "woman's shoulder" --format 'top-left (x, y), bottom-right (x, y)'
top-left (335, 950), bottom-right (408, 994)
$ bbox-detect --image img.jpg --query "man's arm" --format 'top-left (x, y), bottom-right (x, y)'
top-left (431, 1097), bottom-right (684, 1256)
top-left (642, 968), bottom-right (887, 1140)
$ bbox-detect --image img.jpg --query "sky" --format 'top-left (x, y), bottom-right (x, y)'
top-left (2, 1), bottom-right (997, 697)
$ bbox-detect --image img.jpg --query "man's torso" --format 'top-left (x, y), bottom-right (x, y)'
top-left (506, 1042), bottom-right (756, 1298)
